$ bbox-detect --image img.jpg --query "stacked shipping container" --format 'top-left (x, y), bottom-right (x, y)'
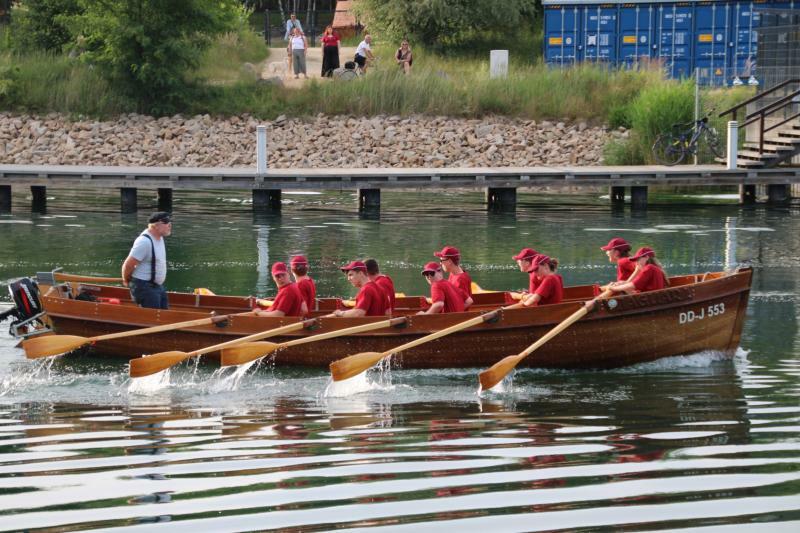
top-left (543, 0), bottom-right (797, 85)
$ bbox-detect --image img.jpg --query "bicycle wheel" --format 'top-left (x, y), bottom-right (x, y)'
top-left (652, 133), bottom-right (686, 165)
top-left (702, 127), bottom-right (724, 158)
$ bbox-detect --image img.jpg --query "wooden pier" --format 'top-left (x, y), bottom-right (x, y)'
top-left (1, 163), bottom-right (798, 213)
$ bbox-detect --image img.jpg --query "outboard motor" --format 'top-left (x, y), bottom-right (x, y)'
top-left (2, 277), bottom-right (49, 338)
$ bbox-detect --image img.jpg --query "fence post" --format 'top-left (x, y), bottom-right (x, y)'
top-left (264, 9), bottom-right (270, 46)
top-left (694, 67), bottom-right (700, 165)
top-left (257, 125), bottom-right (267, 175)
top-left (726, 121), bottom-right (738, 170)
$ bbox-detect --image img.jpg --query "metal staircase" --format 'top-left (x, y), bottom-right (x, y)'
top-left (719, 79), bottom-right (800, 168)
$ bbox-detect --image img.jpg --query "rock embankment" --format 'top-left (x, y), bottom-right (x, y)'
top-left (0, 113), bottom-right (620, 168)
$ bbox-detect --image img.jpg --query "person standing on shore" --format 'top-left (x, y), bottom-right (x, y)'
top-left (321, 25), bottom-right (340, 77)
top-left (121, 212), bottom-right (172, 310)
top-left (290, 27), bottom-right (308, 79)
top-left (418, 262), bottom-right (468, 314)
top-left (365, 258), bottom-right (395, 314)
top-left (256, 262), bottom-right (307, 317)
top-left (331, 261), bottom-right (387, 317)
top-left (284, 13), bottom-right (303, 73)
top-left (290, 255), bottom-right (316, 312)
top-left (434, 245), bottom-right (473, 309)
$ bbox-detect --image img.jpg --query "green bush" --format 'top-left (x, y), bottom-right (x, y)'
top-left (8, 0), bottom-right (82, 52)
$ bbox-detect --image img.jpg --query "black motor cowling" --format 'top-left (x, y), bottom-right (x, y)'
top-left (1, 277), bottom-right (43, 324)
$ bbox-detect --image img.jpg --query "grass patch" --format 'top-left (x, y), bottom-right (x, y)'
top-left (193, 30), bottom-right (270, 83)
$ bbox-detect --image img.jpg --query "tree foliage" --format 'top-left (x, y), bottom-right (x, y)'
top-left (9, 0), bottom-right (83, 52)
top-left (72, 0), bottom-right (242, 114)
top-left (353, 0), bottom-right (540, 48)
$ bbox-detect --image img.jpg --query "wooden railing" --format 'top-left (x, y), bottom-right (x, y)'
top-left (720, 79), bottom-right (800, 155)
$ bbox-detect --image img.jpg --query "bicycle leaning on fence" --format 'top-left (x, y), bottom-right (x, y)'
top-left (651, 112), bottom-right (724, 165)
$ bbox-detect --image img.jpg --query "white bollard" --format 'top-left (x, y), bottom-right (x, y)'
top-left (490, 50), bottom-right (508, 79)
top-left (726, 121), bottom-right (738, 170)
top-left (256, 125), bottom-right (267, 175)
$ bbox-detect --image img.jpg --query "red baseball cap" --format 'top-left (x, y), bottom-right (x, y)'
top-left (631, 247), bottom-right (655, 260)
top-left (433, 245), bottom-right (460, 259)
top-left (290, 255), bottom-right (308, 266)
top-left (512, 247), bottom-right (539, 261)
top-left (340, 260), bottom-right (367, 272)
top-left (529, 254), bottom-right (551, 271)
top-left (271, 262), bottom-right (288, 275)
top-left (421, 261), bottom-right (442, 275)
top-left (601, 237), bottom-right (631, 252)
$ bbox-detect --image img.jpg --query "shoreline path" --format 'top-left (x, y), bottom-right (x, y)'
top-left (262, 46), bottom-right (359, 87)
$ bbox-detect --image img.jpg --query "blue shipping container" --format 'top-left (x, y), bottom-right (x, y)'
top-left (542, 0), bottom-right (798, 85)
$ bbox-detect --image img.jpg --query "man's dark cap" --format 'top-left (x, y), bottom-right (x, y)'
top-left (148, 212), bottom-right (172, 224)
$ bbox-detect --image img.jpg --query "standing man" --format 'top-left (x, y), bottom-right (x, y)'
top-left (331, 261), bottom-right (387, 317)
top-left (121, 211), bottom-right (172, 309)
top-left (257, 262), bottom-right (307, 317)
top-left (365, 258), bottom-right (395, 314)
top-left (354, 34), bottom-right (375, 73)
top-left (284, 12), bottom-right (303, 40)
top-left (418, 262), bottom-right (468, 314)
top-left (434, 245), bottom-right (473, 308)
top-left (290, 255), bottom-right (316, 312)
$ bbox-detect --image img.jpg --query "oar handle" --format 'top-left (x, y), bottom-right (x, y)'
top-left (190, 318), bottom-right (317, 357)
top-left (381, 310), bottom-right (499, 357)
top-left (54, 273), bottom-right (125, 283)
top-left (91, 312), bottom-right (250, 342)
top-left (282, 317), bottom-right (406, 349)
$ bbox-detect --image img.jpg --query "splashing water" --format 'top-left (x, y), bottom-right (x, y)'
top-left (208, 360), bottom-right (258, 393)
top-left (0, 357), bottom-right (58, 396)
top-left (127, 368), bottom-right (171, 394)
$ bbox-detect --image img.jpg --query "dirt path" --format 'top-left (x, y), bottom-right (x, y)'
top-left (262, 46), bottom-right (358, 87)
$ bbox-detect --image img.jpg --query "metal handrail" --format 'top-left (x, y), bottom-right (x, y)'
top-left (719, 79), bottom-right (800, 156)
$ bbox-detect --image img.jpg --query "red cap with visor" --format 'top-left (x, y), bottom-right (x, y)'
top-left (631, 247), bottom-right (655, 260)
top-left (340, 260), bottom-right (367, 272)
top-left (513, 247), bottom-right (539, 261)
top-left (421, 261), bottom-right (441, 275)
top-left (433, 246), bottom-right (460, 259)
top-left (601, 237), bottom-right (631, 252)
top-left (271, 262), bottom-right (289, 275)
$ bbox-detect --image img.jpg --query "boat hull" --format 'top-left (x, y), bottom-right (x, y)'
top-left (36, 269), bottom-right (752, 370)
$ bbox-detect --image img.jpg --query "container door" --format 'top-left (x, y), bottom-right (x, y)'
top-left (656, 2), bottom-right (694, 78)
top-left (730, 1), bottom-right (763, 82)
top-left (545, 4), bottom-right (582, 66)
top-left (583, 4), bottom-right (619, 63)
top-left (694, 2), bottom-right (731, 86)
top-left (619, 3), bottom-right (656, 67)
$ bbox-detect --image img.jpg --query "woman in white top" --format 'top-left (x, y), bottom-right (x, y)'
top-left (290, 28), bottom-right (308, 79)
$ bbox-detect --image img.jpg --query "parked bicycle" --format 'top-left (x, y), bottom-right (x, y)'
top-left (652, 113), bottom-right (724, 165)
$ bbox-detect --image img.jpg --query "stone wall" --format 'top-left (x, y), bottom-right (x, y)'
top-left (0, 112), bottom-right (619, 168)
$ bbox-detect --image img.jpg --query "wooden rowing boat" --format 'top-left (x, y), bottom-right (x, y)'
top-left (19, 268), bottom-right (752, 369)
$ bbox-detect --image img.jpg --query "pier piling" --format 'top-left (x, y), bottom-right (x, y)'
top-left (31, 186), bottom-right (47, 212)
top-left (767, 184), bottom-right (790, 206)
top-left (0, 185), bottom-right (10, 212)
top-left (739, 185), bottom-right (757, 205)
top-left (120, 187), bottom-right (137, 213)
top-left (610, 186), bottom-right (625, 205)
top-left (358, 188), bottom-right (381, 213)
top-left (253, 189), bottom-right (281, 213)
top-left (157, 188), bottom-right (173, 212)
top-left (486, 187), bottom-right (517, 212)
top-left (631, 186), bottom-right (648, 210)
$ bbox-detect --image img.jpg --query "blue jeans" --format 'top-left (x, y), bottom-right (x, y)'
top-left (130, 279), bottom-right (169, 309)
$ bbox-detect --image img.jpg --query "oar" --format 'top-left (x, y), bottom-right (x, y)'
top-left (477, 290), bottom-right (614, 391)
top-left (129, 318), bottom-right (318, 378)
top-left (53, 273), bottom-right (124, 283)
top-left (22, 312), bottom-right (254, 360)
top-left (221, 317), bottom-right (408, 367)
top-left (330, 303), bottom-right (523, 382)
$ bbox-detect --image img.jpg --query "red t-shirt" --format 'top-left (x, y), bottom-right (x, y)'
top-left (355, 281), bottom-right (388, 316)
top-left (533, 274), bottom-right (564, 305)
top-left (269, 283), bottom-right (304, 316)
top-left (632, 264), bottom-right (666, 292)
top-left (296, 277), bottom-right (316, 311)
top-left (430, 279), bottom-right (466, 313)
top-left (322, 34), bottom-right (339, 47)
top-left (617, 257), bottom-right (637, 281)
top-left (374, 274), bottom-right (396, 312)
top-left (528, 271), bottom-right (541, 293)
top-left (449, 271), bottom-right (472, 298)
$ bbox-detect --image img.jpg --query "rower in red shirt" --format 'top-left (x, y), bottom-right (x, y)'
top-left (610, 247), bottom-right (668, 294)
top-left (256, 262), bottom-right (308, 317)
top-left (434, 245), bottom-right (473, 309)
top-left (521, 254), bottom-right (563, 307)
top-left (512, 247), bottom-right (542, 294)
top-left (600, 237), bottom-right (637, 281)
top-left (365, 258), bottom-right (395, 314)
top-left (331, 260), bottom-right (388, 317)
top-left (417, 262), bottom-right (469, 314)
top-left (290, 255), bottom-right (317, 312)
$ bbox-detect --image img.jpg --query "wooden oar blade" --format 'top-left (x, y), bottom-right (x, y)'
top-left (129, 351), bottom-right (190, 378)
top-left (478, 354), bottom-right (523, 392)
top-left (23, 335), bottom-right (89, 359)
top-left (220, 342), bottom-right (280, 367)
top-left (330, 352), bottom-right (385, 382)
